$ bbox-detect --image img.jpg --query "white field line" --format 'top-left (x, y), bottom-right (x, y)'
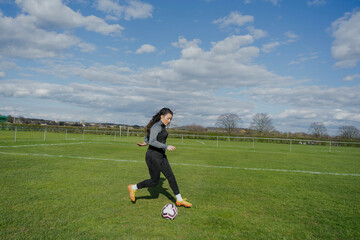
top-left (195, 140), bottom-right (205, 145)
top-left (0, 142), bottom-right (354, 159)
top-left (0, 151), bottom-right (359, 177)
top-left (0, 151), bottom-right (142, 163)
top-left (177, 145), bottom-right (355, 158)
top-left (0, 142), bottom-right (98, 148)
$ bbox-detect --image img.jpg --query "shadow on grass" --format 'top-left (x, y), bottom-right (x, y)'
top-left (134, 178), bottom-right (176, 203)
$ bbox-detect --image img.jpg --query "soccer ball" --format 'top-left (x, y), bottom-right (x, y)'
top-left (161, 203), bottom-right (178, 220)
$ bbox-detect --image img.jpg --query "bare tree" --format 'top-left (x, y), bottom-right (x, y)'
top-left (250, 113), bottom-right (275, 135)
top-left (216, 113), bottom-right (241, 134)
top-left (309, 122), bottom-right (327, 138)
top-left (338, 126), bottom-right (360, 139)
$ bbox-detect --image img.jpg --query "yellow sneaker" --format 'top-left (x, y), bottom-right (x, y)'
top-left (176, 198), bottom-right (192, 208)
top-left (128, 184), bottom-right (136, 202)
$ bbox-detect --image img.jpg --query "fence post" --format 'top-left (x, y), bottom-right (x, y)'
top-left (217, 136), bottom-right (219, 148)
top-left (65, 129), bottom-right (67, 141)
top-left (44, 128), bottom-right (46, 142)
top-left (15, 127), bottom-right (17, 142)
top-left (120, 126), bottom-right (122, 137)
top-left (329, 141), bottom-right (331, 153)
top-left (127, 127), bottom-right (129, 137)
top-left (253, 138), bottom-right (255, 149)
top-left (181, 135), bottom-right (183, 145)
top-left (290, 140), bottom-right (292, 152)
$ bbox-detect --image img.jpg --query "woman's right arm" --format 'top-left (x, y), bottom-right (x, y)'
top-left (137, 135), bottom-right (149, 147)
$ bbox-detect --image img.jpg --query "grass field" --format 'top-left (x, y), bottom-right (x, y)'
top-left (1, 131), bottom-right (359, 239)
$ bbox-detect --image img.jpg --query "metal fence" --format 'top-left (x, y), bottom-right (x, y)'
top-left (0, 126), bottom-right (136, 142)
top-left (168, 133), bottom-right (360, 152)
top-left (1, 126), bottom-right (359, 152)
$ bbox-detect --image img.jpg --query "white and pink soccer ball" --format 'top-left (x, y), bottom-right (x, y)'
top-left (161, 203), bottom-right (178, 220)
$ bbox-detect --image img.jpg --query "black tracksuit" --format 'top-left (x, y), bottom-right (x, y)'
top-left (136, 121), bottom-right (180, 195)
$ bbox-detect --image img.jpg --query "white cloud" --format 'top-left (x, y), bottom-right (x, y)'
top-left (247, 26), bottom-right (268, 39)
top-left (157, 49), bottom-right (166, 56)
top-left (97, 0), bottom-right (123, 16)
top-left (0, 79), bottom-right (254, 126)
top-left (34, 35), bottom-right (291, 90)
top-left (277, 107), bottom-right (360, 131)
top-left (332, 108), bottom-right (360, 121)
top-left (105, 15), bottom-right (119, 21)
top-left (0, 0), bottom-right (123, 59)
top-left (246, 85), bottom-right (360, 109)
top-left (81, 15), bottom-right (124, 35)
top-left (213, 12), bottom-right (254, 28)
top-left (0, 0), bottom-right (121, 59)
top-left (343, 74), bottom-right (360, 82)
top-left (31, 63), bottom-right (135, 85)
top-left (96, 0), bottom-right (153, 20)
top-left (211, 35), bottom-right (254, 54)
top-left (15, 0), bottom-right (123, 35)
top-left (257, 85), bottom-right (360, 133)
top-left (149, 35), bottom-right (291, 90)
top-left (11, 34), bottom-right (300, 126)
top-left (172, 37), bottom-right (201, 49)
top-left (0, 71), bottom-right (5, 78)
top-left (262, 41), bottom-right (280, 53)
top-left (78, 42), bottom-right (96, 53)
top-left (106, 46), bottom-right (119, 52)
top-left (288, 53), bottom-right (318, 65)
top-left (0, 59), bottom-right (21, 71)
top-left (123, 0), bottom-right (153, 20)
top-left (0, 13), bottom-right (80, 58)
top-left (284, 31), bottom-right (299, 42)
top-left (331, 10), bottom-right (360, 68)
top-left (259, 31), bottom-right (298, 54)
top-left (307, 0), bottom-right (327, 6)
top-left (136, 44), bottom-right (156, 54)
top-left (265, 0), bottom-right (282, 5)
top-left (244, 0), bottom-right (282, 5)
top-left (278, 109), bottom-right (318, 119)
top-left (5, 29), bottom-right (359, 132)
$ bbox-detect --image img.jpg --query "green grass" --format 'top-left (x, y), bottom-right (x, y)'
top-left (0, 132), bottom-right (359, 239)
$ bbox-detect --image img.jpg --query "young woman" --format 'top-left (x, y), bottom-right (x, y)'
top-left (128, 108), bottom-right (192, 207)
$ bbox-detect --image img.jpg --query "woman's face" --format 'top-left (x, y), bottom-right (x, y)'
top-left (161, 113), bottom-right (173, 126)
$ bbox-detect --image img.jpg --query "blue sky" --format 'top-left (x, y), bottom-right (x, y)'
top-left (0, 0), bottom-right (359, 135)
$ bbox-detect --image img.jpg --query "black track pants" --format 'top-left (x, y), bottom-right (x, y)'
top-left (137, 149), bottom-right (180, 195)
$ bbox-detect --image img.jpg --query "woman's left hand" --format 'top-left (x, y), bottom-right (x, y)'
top-left (167, 145), bottom-right (176, 151)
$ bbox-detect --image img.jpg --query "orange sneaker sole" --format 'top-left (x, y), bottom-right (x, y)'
top-left (128, 184), bottom-right (135, 202)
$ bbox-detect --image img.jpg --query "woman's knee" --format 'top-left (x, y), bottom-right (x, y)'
top-left (149, 179), bottom-right (159, 187)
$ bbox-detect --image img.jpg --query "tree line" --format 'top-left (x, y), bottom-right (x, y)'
top-left (215, 113), bottom-right (360, 140)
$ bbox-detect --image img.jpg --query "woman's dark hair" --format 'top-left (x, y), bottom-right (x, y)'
top-left (146, 108), bottom-right (173, 135)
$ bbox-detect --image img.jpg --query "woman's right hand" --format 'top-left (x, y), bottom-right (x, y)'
top-left (167, 145), bottom-right (176, 151)
top-left (137, 141), bottom-right (147, 147)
